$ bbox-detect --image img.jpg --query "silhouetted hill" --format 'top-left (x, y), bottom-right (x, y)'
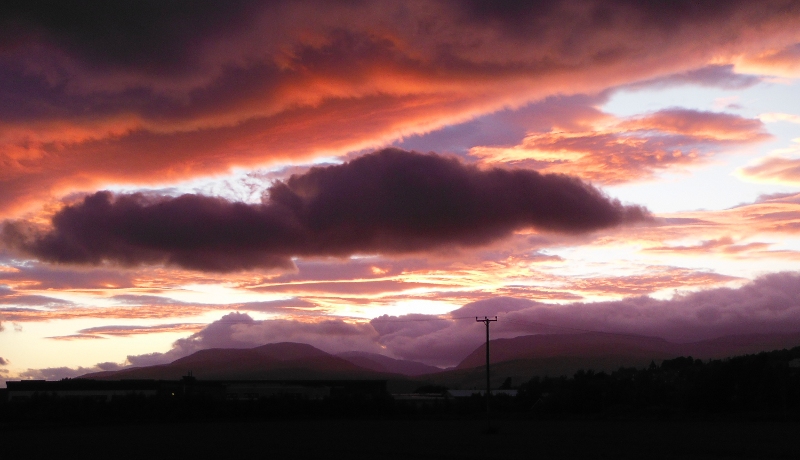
top-left (81, 342), bottom-right (391, 381)
top-left (424, 331), bottom-right (800, 388)
top-left (336, 351), bottom-right (441, 376)
top-left (681, 332), bottom-right (800, 359)
top-left (457, 332), bottom-right (673, 370)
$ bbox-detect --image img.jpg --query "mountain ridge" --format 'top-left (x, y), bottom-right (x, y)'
top-left (81, 342), bottom-right (386, 381)
top-left (79, 332), bottom-right (800, 388)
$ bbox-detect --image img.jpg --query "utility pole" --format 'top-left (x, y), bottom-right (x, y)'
top-left (476, 316), bottom-right (497, 432)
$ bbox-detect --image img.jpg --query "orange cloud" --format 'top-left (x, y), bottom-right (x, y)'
top-left (46, 334), bottom-right (106, 341)
top-left (76, 323), bottom-right (206, 337)
top-left (0, 305), bottom-right (218, 323)
top-left (738, 156), bottom-right (800, 186)
top-left (1, 1), bottom-right (799, 216)
top-left (736, 43), bottom-right (800, 77)
top-left (471, 109), bottom-right (770, 184)
top-left (644, 237), bottom-right (771, 255)
top-left (566, 268), bottom-right (740, 296)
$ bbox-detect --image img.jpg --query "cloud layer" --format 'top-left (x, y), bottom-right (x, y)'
top-left (2, 149), bottom-right (649, 271)
top-left (108, 271), bottom-right (800, 369)
top-left (471, 108), bottom-right (770, 184)
top-left (1, 0), bottom-right (799, 215)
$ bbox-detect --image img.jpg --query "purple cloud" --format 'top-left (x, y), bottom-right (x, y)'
top-left (627, 64), bottom-right (762, 90)
top-left (3, 149), bottom-right (649, 271)
top-left (24, 271), bottom-right (800, 374)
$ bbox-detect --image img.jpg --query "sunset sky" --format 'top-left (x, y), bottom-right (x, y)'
top-left (4, 0), bottom-right (800, 383)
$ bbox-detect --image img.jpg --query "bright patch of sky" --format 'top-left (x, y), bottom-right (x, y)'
top-left (104, 154), bottom-right (345, 204)
top-left (0, 318), bottom-right (185, 374)
top-left (604, 80), bottom-right (800, 213)
top-left (331, 298), bottom-right (458, 319)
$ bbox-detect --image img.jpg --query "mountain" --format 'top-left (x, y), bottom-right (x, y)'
top-left (81, 342), bottom-right (391, 381)
top-left (79, 333), bottom-right (800, 389)
top-left (423, 331), bottom-right (800, 389)
top-left (456, 332), bottom-right (674, 370)
top-left (336, 351), bottom-right (441, 376)
top-left (680, 333), bottom-right (800, 359)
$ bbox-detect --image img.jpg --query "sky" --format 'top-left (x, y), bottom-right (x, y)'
top-left (3, 0), bottom-right (800, 383)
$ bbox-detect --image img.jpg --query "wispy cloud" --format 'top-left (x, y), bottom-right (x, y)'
top-left (471, 109), bottom-right (770, 184)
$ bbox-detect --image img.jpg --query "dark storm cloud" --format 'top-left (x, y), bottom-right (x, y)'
top-left (2, 149), bottom-right (650, 271)
top-left (3, 1), bottom-right (770, 72)
top-left (0, 0), bottom-right (262, 72)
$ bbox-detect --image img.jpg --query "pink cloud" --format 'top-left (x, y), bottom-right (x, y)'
top-left (738, 43), bottom-right (800, 77)
top-left (738, 156), bottom-right (800, 185)
top-left (16, 271), bottom-right (800, 373)
top-left (126, 312), bottom-right (384, 366)
top-left (75, 323), bottom-right (205, 337)
top-left (46, 334), bottom-right (106, 341)
top-left (471, 109), bottom-right (770, 184)
top-left (645, 237), bottom-right (771, 255)
top-left (624, 64), bottom-right (762, 90)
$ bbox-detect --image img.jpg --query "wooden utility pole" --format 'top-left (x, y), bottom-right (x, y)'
top-left (476, 316), bottom-right (497, 431)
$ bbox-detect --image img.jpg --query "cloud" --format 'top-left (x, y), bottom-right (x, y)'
top-left (759, 113), bottom-right (800, 124)
top-left (1, 1), bottom-right (800, 215)
top-left (126, 311), bottom-right (384, 366)
top-left (471, 109), bottom-right (770, 184)
top-left (737, 43), bottom-right (800, 77)
top-left (375, 272), bottom-right (800, 364)
top-left (506, 271), bottom-right (800, 343)
top-left (0, 285), bottom-right (74, 307)
top-left (0, 256), bottom-right (136, 290)
top-left (236, 299), bottom-right (322, 314)
top-left (17, 366), bottom-right (109, 380)
top-left (125, 312), bottom-right (258, 365)
top-left (644, 237), bottom-right (771, 255)
top-left (394, 93), bottom-right (613, 156)
top-left (3, 149), bottom-right (649, 271)
top-left (738, 156), bottom-right (800, 186)
top-left (625, 64), bottom-right (762, 90)
top-left (565, 268), bottom-right (740, 296)
top-left (40, 271), bottom-right (800, 369)
top-left (0, 305), bottom-right (220, 323)
top-left (672, 191), bottom-right (800, 236)
top-left (365, 297), bottom-right (544, 366)
top-left (46, 334), bottom-right (106, 341)
top-left (110, 295), bottom-right (189, 305)
top-left (76, 323), bottom-right (205, 337)
top-left (0, 357), bottom-right (8, 365)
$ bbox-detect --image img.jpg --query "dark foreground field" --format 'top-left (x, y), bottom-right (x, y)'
top-left (4, 418), bottom-right (800, 459)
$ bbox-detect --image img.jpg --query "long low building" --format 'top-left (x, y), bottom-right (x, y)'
top-left (5, 376), bottom-right (388, 402)
top-left (6, 379), bottom-right (162, 401)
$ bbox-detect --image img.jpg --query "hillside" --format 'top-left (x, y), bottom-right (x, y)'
top-left (79, 333), bottom-right (800, 389)
top-left (336, 351), bottom-right (441, 376)
top-left (82, 342), bottom-right (389, 381)
top-left (423, 331), bottom-right (800, 389)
